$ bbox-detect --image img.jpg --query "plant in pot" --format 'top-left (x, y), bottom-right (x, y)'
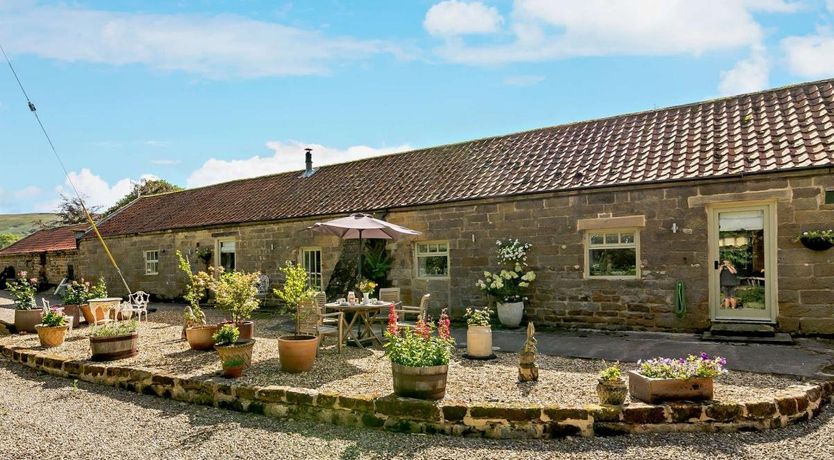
top-left (273, 261), bottom-right (318, 373)
top-left (76, 278), bottom-right (108, 324)
top-left (596, 362), bottom-right (627, 405)
top-left (8, 271), bottom-right (42, 333)
top-left (628, 353), bottom-right (727, 404)
top-left (61, 278), bottom-right (94, 329)
top-left (213, 324), bottom-right (254, 379)
top-left (357, 279), bottom-right (377, 302)
top-left (384, 305), bottom-right (455, 400)
top-left (35, 309), bottom-right (69, 348)
top-left (463, 306), bottom-right (494, 359)
top-left (476, 239), bottom-right (537, 328)
top-left (211, 268), bottom-right (260, 340)
top-left (177, 250), bottom-right (216, 350)
top-left (796, 229), bottom-right (834, 251)
top-left (89, 320), bottom-right (139, 361)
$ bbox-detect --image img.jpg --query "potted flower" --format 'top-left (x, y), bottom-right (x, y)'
top-left (76, 278), bottom-right (108, 324)
top-left (211, 268), bottom-right (260, 340)
top-left (89, 320), bottom-right (139, 361)
top-left (177, 251), bottom-right (216, 350)
top-left (273, 261), bottom-right (318, 373)
top-left (597, 362), bottom-right (627, 405)
top-left (476, 239), bottom-right (537, 328)
top-left (384, 305), bottom-right (454, 400)
top-left (628, 353), bottom-right (727, 403)
top-left (463, 306), bottom-right (493, 359)
top-left (357, 279), bottom-right (377, 302)
top-left (797, 229), bottom-right (834, 251)
top-left (213, 324), bottom-right (254, 379)
top-left (60, 279), bottom-right (93, 328)
top-left (7, 271), bottom-right (41, 333)
top-left (35, 309), bottom-right (69, 348)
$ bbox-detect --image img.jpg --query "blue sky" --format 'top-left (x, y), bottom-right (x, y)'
top-left (1, 0), bottom-right (833, 213)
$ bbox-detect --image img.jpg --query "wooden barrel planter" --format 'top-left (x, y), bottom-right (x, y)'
top-left (14, 309), bottom-right (43, 333)
top-left (391, 362), bottom-right (449, 400)
top-left (35, 325), bottom-right (69, 348)
top-left (90, 332), bottom-right (139, 361)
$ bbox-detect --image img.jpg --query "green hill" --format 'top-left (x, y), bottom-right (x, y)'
top-left (0, 213), bottom-right (59, 238)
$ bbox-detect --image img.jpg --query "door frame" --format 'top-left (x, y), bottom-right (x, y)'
top-left (706, 200), bottom-right (778, 323)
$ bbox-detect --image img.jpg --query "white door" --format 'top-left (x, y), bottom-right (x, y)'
top-left (708, 203), bottom-right (777, 322)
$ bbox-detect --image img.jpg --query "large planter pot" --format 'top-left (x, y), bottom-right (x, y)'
top-left (14, 309), bottom-right (43, 333)
top-left (35, 324), bottom-right (69, 347)
top-left (277, 335), bottom-right (318, 373)
top-left (61, 305), bottom-right (82, 328)
top-left (186, 325), bottom-right (218, 350)
top-left (391, 362), bottom-right (449, 400)
top-left (466, 325), bottom-right (493, 358)
top-left (496, 301), bottom-right (524, 328)
top-left (627, 370), bottom-right (714, 404)
top-left (216, 339), bottom-right (255, 378)
top-left (90, 332), bottom-right (139, 361)
top-left (79, 304), bottom-right (95, 324)
top-left (219, 320), bottom-right (254, 340)
top-left (596, 379), bottom-right (628, 405)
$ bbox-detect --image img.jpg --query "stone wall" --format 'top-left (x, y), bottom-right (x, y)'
top-left (0, 250), bottom-right (77, 286)
top-left (76, 169), bottom-right (834, 334)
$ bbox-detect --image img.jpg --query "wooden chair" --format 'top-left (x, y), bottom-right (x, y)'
top-left (378, 288), bottom-right (401, 304)
top-left (396, 293), bottom-right (430, 329)
top-left (297, 293), bottom-right (344, 354)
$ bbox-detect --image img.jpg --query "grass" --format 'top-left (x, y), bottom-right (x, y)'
top-left (0, 213), bottom-right (58, 238)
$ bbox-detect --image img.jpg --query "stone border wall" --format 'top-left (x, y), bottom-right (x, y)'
top-left (3, 344), bottom-right (833, 439)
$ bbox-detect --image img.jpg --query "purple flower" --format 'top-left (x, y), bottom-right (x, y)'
top-left (700, 352), bottom-right (710, 361)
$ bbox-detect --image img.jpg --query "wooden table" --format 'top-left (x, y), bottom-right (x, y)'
top-left (325, 302), bottom-right (385, 348)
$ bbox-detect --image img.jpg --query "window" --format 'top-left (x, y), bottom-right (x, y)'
top-left (217, 239), bottom-right (236, 272)
top-left (144, 250), bottom-right (159, 275)
top-left (300, 247), bottom-right (322, 290)
top-left (826, 189), bottom-right (834, 205)
top-left (585, 230), bottom-right (640, 278)
top-left (415, 241), bottom-right (449, 278)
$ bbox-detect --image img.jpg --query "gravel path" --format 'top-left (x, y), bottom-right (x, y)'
top-left (2, 357), bottom-right (833, 460)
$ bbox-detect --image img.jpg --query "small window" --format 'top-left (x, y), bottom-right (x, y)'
top-left (415, 241), bottom-right (449, 278)
top-left (144, 250), bottom-right (159, 275)
top-left (585, 230), bottom-right (640, 278)
top-left (300, 247), bottom-right (322, 291)
top-left (826, 189), bottom-right (834, 205)
top-left (217, 239), bottom-right (236, 272)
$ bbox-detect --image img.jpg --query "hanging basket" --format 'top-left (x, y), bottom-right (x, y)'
top-left (799, 237), bottom-right (834, 251)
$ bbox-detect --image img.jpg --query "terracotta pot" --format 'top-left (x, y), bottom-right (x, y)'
top-left (391, 362), bottom-right (449, 400)
top-left (596, 379), bottom-right (628, 405)
top-left (215, 340), bottom-right (255, 376)
top-left (185, 325), bottom-right (218, 351)
top-left (222, 365), bottom-right (244, 379)
top-left (628, 370), bottom-right (714, 404)
top-left (218, 320), bottom-right (254, 340)
top-left (61, 305), bottom-right (82, 328)
top-left (79, 304), bottom-right (97, 324)
top-left (496, 301), bottom-right (524, 328)
top-left (90, 332), bottom-right (139, 361)
top-left (35, 324), bottom-right (69, 348)
top-left (14, 309), bottom-right (43, 333)
top-left (466, 325), bottom-right (493, 358)
top-left (277, 335), bottom-right (318, 373)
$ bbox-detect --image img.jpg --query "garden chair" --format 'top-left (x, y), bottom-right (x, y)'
top-left (41, 297), bottom-right (51, 312)
top-left (122, 291), bottom-right (150, 322)
top-left (372, 288), bottom-right (402, 330)
top-left (256, 273), bottom-right (270, 299)
top-left (297, 293), bottom-right (345, 354)
top-left (395, 293), bottom-right (430, 330)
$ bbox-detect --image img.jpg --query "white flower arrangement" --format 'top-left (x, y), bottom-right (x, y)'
top-left (476, 239), bottom-right (536, 303)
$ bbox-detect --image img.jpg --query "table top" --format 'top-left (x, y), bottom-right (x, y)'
top-left (325, 302), bottom-right (387, 310)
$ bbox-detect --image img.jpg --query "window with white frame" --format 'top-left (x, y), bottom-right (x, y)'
top-left (217, 239), bottom-right (236, 272)
top-left (144, 250), bottom-right (159, 275)
top-left (300, 247), bottom-right (322, 290)
top-left (415, 241), bottom-right (449, 278)
top-left (585, 230), bottom-right (640, 278)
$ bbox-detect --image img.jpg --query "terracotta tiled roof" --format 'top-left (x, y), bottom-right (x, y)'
top-left (95, 79), bottom-right (834, 237)
top-left (0, 224), bottom-right (87, 255)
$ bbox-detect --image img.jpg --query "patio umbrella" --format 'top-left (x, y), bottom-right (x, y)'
top-left (309, 213), bottom-right (420, 277)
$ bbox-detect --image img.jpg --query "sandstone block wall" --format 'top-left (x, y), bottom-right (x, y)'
top-left (0, 250), bottom-right (77, 286)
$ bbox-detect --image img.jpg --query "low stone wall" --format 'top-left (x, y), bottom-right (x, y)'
top-left (2, 344), bottom-right (832, 439)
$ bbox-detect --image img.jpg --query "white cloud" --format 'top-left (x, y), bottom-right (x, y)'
top-left (0, 1), bottom-right (402, 78)
top-left (429, 0), bottom-right (799, 64)
top-left (12, 185), bottom-right (42, 199)
top-left (187, 141), bottom-right (412, 188)
top-left (502, 75), bottom-right (545, 86)
top-left (424, 1), bottom-right (504, 37)
top-left (827, 0), bottom-right (834, 13)
top-left (782, 28), bottom-right (834, 78)
top-left (0, 186), bottom-right (42, 213)
top-left (718, 46), bottom-right (770, 96)
top-left (48, 169), bottom-right (159, 211)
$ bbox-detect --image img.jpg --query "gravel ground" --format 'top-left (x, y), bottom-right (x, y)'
top-left (1, 357), bottom-right (833, 460)
top-left (0, 314), bottom-right (809, 405)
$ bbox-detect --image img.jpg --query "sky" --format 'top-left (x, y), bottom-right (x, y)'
top-left (1, 0), bottom-right (833, 214)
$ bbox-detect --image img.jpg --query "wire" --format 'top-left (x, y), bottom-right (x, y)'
top-left (1, 43), bottom-right (132, 295)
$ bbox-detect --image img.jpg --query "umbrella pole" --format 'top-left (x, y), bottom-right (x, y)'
top-left (358, 230), bottom-right (363, 279)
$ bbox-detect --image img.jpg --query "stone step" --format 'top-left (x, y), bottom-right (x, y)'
top-left (701, 331), bottom-right (794, 345)
top-left (709, 322), bottom-right (776, 337)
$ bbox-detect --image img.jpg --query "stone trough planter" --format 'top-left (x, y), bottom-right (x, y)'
top-left (628, 370), bottom-right (714, 404)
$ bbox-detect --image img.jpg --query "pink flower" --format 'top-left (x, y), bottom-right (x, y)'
top-left (415, 315), bottom-right (432, 340)
top-left (438, 309), bottom-right (451, 341)
top-left (19, 271), bottom-right (27, 278)
top-left (386, 303), bottom-right (399, 336)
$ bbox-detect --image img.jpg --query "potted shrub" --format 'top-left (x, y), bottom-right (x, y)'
top-left (463, 306), bottom-right (494, 359)
top-left (8, 271), bottom-right (42, 333)
top-left (273, 261), bottom-right (318, 373)
top-left (60, 279), bottom-right (95, 328)
top-left (211, 268), bottom-right (260, 340)
top-left (177, 251), bottom-right (216, 350)
top-left (597, 362), bottom-right (627, 405)
top-left (797, 229), bottom-right (834, 251)
top-left (628, 353), bottom-right (727, 404)
top-left (213, 324), bottom-right (254, 379)
top-left (384, 305), bottom-right (454, 400)
top-left (35, 309), bottom-right (69, 348)
top-left (75, 278), bottom-right (108, 324)
top-left (89, 320), bottom-right (139, 361)
top-left (357, 279), bottom-right (377, 302)
top-left (476, 239), bottom-right (537, 328)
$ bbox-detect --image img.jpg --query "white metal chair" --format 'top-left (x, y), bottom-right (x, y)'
top-left (123, 291), bottom-right (150, 322)
top-left (256, 273), bottom-right (270, 298)
top-left (41, 297), bottom-right (51, 312)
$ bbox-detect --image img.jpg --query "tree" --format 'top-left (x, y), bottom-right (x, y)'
top-left (57, 194), bottom-right (100, 225)
top-left (0, 233), bottom-right (20, 249)
top-left (104, 178), bottom-right (182, 217)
